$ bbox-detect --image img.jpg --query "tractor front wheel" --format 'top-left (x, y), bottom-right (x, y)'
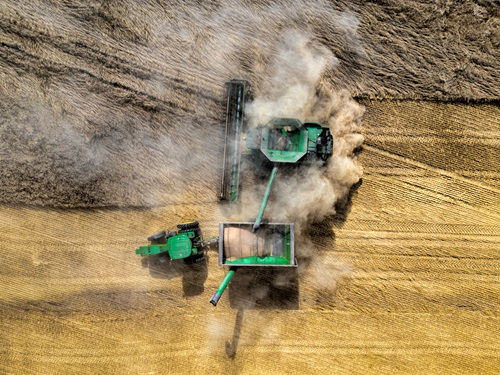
top-left (147, 231), bottom-right (167, 244)
top-left (166, 231), bottom-right (177, 238)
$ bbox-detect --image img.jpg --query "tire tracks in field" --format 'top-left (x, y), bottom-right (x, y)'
top-left (364, 144), bottom-right (499, 195)
top-left (362, 101), bottom-right (500, 183)
top-left (363, 144), bottom-right (500, 223)
top-left (0, 41), bottom-right (205, 119)
top-left (0, 14), bottom-right (223, 120)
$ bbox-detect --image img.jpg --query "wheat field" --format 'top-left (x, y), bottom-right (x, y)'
top-left (1, 1), bottom-right (499, 374)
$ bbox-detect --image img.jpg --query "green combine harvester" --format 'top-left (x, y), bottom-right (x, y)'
top-left (211, 79), bottom-right (334, 306)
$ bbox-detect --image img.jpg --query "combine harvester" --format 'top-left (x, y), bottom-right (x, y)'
top-left (210, 79), bottom-right (333, 306)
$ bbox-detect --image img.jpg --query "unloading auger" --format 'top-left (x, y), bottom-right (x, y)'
top-left (210, 80), bottom-right (334, 306)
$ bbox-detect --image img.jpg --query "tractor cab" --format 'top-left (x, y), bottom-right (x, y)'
top-left (135, 222), bottom-right (205, 264)
top-left (166, 233), bottom-right (196, 260)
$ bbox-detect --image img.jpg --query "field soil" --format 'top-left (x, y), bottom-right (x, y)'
top-left (1, 100), bottom-right (499, 374)
top-left (1, 1), bottom-right (499, 374)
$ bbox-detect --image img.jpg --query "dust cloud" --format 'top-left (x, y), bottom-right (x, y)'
top-left (242, 29), bottom-right (365, 233)
top-left (245, 29), bottom-right (339, 127)
top-left (215, 17), bottom-right (364, 311)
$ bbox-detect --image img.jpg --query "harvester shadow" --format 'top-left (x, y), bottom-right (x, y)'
top-left (222, 164), bottom-right (363, 358)
top-left (223, 267), bottom-right (299, 358)
top-left (332, 178), bottom-right (363, 226)
top-left (296, 179), bottom-right (363, 306)
top-left (225, 308), bottom-right (244, 358)
top-left (227, 267), bottom-right (300, 310)
top-left (142, 254), bottom-right (208, 297)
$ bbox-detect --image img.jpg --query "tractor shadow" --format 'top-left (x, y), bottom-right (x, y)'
top-left (142, 254), bottom-right (208, 297)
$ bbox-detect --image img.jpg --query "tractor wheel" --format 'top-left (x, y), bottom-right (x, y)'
top-left (166, 231), bottom-right (177, 238)
top-left (178, 228), bottom-right (203, 237)
top-left (177, 221), bottom-right (199, 230)
top-left (147, 231), bottom-right (166, 244)
top-left (184, 252), bottom-right (205, 265)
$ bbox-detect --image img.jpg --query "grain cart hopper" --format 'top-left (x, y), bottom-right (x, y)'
top-left (135, 221), bottom-right (207, 264)
top-left (211, 80), bottom-right (334, 306)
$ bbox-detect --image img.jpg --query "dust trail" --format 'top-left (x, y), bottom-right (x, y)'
top-left (242, 29), bottom-right (365, 234)
top-left (217, 21), bottom-right (364, 311)
top-left (245, 29), bottom-right (339, 127)
top-left (1, 0), bottom-right (366, 207)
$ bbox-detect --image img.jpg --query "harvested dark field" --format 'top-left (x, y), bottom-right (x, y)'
top-left (1, 0), bottom-right (499, 208)
top-left (1, 1), bottom-right (499, 374)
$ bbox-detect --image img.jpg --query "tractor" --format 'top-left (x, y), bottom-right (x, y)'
top-left (135, 221), bottom-right (207, 265)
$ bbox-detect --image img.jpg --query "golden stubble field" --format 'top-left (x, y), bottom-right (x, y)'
top-left (1, 100), bottom-right (499, 374)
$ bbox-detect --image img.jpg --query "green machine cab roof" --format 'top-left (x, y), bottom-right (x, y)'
top-left (167, 233), bottom-right (195, 259)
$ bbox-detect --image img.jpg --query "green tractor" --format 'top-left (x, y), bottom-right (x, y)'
top-left (135, 222), bottom-right (207, 264)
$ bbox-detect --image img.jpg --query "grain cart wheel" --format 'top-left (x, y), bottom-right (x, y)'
top-left (147, 231), bottom-right (167, 244)
top-left (177, 222), bottom-right (199, 230)
top-left (178, 222), bottom-right (201, 237)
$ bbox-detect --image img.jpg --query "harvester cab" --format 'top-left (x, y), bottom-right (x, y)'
top-left (245, 117), bottom-right (333, 166)
top-left (210, 80), bottom-right (334, 306)
top-left (135, 222), bottom-right (206, 264)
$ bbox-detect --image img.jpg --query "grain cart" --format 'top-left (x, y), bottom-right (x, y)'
top-left (210, 80), bottom-right (334, 306)
top-left (135, 221), bottom-right (207, 264)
